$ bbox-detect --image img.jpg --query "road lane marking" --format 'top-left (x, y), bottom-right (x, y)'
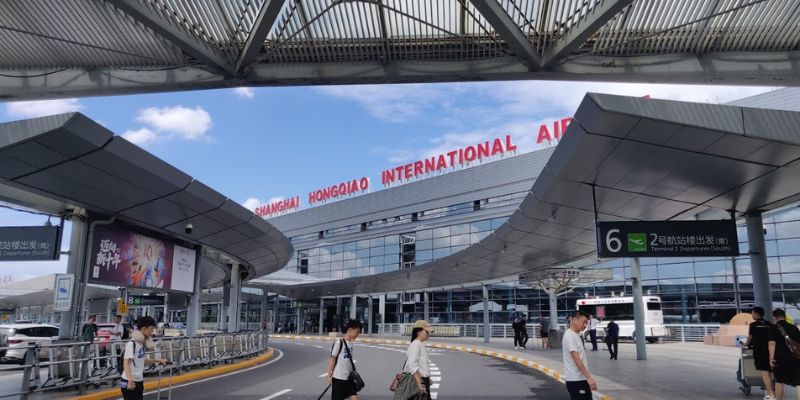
top-left (314, 345), bottom-right (323, 349)
top-left (140, 349), bottom-right (284, 396)
top-left (431, 383), bottom-right (440, 389)
top-left (431, 376), bottom-right (441, 382)
top-left (318, 373), bottom-right (328, 378)
top-left (259, 388), bottom-right (292, 399)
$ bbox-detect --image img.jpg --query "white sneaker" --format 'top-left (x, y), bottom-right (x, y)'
top-left (764, 394), bottom-right (776, 400)
top-left (514, 346), bottom-right (519, 349)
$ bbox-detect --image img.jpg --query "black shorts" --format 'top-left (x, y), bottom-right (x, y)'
top-left (332, 377), bottom-right (357, 400)
top-left (566, 380), bottom-right (592, 400)
top-left (540, 330), bottom-right (549, 338)
top-left (753, 353), bottom-right (771, 372)
top-left (120, 380), bottom-right (144, 400)
top-left (774, 359), bottom-right (800, 386)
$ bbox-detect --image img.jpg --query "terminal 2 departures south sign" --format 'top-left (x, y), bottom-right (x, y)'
top-left (596, 220), bottom-right (740, 258)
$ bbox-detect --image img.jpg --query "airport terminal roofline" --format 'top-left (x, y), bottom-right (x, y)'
top-left (252, 92), bottom-right (800, 298)
top-left (0, 113), bottom-right (292, 289)
top-left (3, 0), bottom-right (800, 100)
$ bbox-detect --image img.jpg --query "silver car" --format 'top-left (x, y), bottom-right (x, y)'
top-left (0, 324), bottom-right (59, 363)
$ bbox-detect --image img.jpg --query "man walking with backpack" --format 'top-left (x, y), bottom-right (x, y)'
top-left (769, 309), bottom-right (800, 400)
top-left (120, 316), bottom-right (168, 400)
top-left (326, 320), bottom-right (363, 400)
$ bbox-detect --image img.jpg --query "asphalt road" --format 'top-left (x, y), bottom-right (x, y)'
top-left (139, 339), bottom-right (568, 400)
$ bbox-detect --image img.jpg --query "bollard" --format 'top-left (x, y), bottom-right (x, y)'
top-left (19, 343), bottom-right (35, 400)
top-left (78, 343), bottom-right (91, 395)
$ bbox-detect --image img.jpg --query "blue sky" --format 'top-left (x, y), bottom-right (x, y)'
top-left (0, 80), bottom-right (778, 282)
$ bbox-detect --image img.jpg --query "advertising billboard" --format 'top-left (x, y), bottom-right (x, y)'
top-left (88, 225), bottom-right (196, 292)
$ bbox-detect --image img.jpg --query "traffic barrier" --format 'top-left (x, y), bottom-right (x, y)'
top-left (272, 334), bottom-right (614, 400)
top-left (0, 330), bottom-right (270, 399)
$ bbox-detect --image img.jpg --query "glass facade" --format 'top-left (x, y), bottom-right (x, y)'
top-left (283, 200), bottom-right (800, 325)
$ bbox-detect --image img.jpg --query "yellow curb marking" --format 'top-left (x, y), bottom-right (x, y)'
top-left (69, 348), bottom-right (275, 400)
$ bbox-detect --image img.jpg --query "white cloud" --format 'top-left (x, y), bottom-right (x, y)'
top-left (136, 106), bottom-right (212, 140)
top-left (316, 84), bottom-right (454, 123)
top-left (121, 128), bottom-right (158, 145)
top-left (233, 87), bottom-right (255, 99)
top-left (242, 196), bottom-right (285, 212)
top-left (5, 98), bottom-right (82, 118)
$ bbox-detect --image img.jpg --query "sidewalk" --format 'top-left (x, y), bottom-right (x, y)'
top-left (360, 335), bottom-right (744, 400)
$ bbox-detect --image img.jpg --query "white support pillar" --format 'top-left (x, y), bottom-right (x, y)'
top-left (106, 298), bottom-right (114, 323)
top-left (423, 292), bottom-right (430, 322)
top-left (319, 298), bottom-right (325, 335)
top-left (379, 294), bottom-right (386, 335)
top-left (483, 285), bottom-right (490, 343)
top-left (186, 249), bottom-right (202, 336)
top-left (747, 213), bottom-right (773, 318)
top-left (60, 214), bottom-right (88, 340)
top-left (272, 294), bottom-right (279, 331)
top-left (349, 295), bottom-right (357, 320)
top-left (367, 296), bottom-right (373, 335)
top-left (228, 263), bottom-right (240, 333)
top-left (260, 289), bottom-right (269, 328)
top-left (631, 257), bottom-right (647, 360)
top-left (163, 292), bottom-right (169, 324)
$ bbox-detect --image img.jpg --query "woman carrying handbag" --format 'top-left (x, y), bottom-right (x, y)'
top-left (398, 320), bottom-right (434, 400)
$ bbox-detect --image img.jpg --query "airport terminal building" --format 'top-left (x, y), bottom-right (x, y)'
top-left (260, 88), bottom-right (800, 330)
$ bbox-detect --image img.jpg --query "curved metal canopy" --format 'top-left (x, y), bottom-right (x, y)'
top-left (2, 0), bottom-right (800, 99)
top-left (0, 113), bottom-right (292, 289)
top-left (255, 92), bottom-right (800, 298)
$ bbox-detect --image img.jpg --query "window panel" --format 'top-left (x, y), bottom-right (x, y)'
top-left (779, 239), bottom-right (800, 256)
top-left (433, 248), bottom-right (450, 260)
top-left (491, 217), bottom-right (508, 229)
top-left (658, 262), bottom-right (693, 279)
top-left (471, 231), bottom-right (490, 244)
top-left (694, 260), bottom-right (730, 277)
top-left (343, 259), bottom-right (356, 269)
top-left (343, 242), bottom-right (357, 252)
top-left (433, 237), bottom-right (451, 249)
top-left (370, 255), bottom-right (384, 267)
top-left (471, 220), bottom-right (491, 233)
top-left (384, 235), bottom-right (399, 245)
top-left (370, 246), bottom-right (385, 256)
top-left (384, 254), bottom-right (398, 265)
top-left (370, 237), bottom-right (385, 247)
top-left (356, 249), bottom-right (370, 259)
top-left (451, 234), bottom-right (470, 246)
top-left (433, 227), bottom-right (450, 238)
top-left (450, 245), bottom-right (468, 254)
top-left (416, 250), bottom-right (432, 262)
top-left (357, 240), bottom-right (370, 249)
top-left (451, 223), bottom-right (471, 236)
top-left (332, 244), bottom-right (343, 253)
top-left (416, 239), bottom-right (432, 250)
top-left (416, 229), bottom-right (432, 240)
top-left (780, 256), bottom-right (800, 273)
top-left (385, 244), bottom-right (400, 254)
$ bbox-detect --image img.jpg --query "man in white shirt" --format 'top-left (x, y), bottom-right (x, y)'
top-left (110, 315), bottom-right (125, 342)
top-left (326, 319), bottom-right (363, 400)
top-left (120, 316), bottom-right (167, 400)
top-left (588, 315), bottom-right (599, 351)
top-left (563, 310), bottom-right (597, 400)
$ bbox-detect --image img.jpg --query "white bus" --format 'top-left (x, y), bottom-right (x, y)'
top-left (576, 296), bottom-right (668, 343)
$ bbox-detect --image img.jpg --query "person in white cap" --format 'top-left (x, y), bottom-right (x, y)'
top-left (404, 320), bottom-right (434, 400)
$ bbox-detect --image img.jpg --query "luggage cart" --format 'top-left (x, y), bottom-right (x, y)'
top-left (737, 343), bottom-right (762, 396)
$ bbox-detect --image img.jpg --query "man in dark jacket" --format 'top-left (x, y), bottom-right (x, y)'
top-left (605, 320), bottom-right (619, 360)
top-left (769, 308), bottom-right (800, 400)
top-left (744, 306), bottom-right (774, 400)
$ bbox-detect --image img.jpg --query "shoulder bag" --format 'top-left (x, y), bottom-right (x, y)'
top-left (342, 340), bottom-right (365, 392)
top-left (391, 344), bottom-right (422, 400)
top-left (776, 323), bottom-right (800, 360)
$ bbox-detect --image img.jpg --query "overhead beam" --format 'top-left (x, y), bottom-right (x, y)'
top-left (236, 0), bottom-right (287, 73)
top-left (108, 0), bottom-right (235, 74)
top-left (3, 51), bottom-right (800, 100)
top-left (542, 0), bottom-right (633, 68)
top-left (468, 0), bottom-right (541, 69)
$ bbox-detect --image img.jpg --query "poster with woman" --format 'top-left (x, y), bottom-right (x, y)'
top-left (89, 225), bottom-right (173, 290)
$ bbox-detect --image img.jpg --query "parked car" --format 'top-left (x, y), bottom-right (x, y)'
top-left (0, 324), bottom-right (59, 363)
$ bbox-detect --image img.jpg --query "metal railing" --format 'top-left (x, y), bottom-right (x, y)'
top-left (662, 324), bottom-right (721, 343)
top-left (0, 330), bottom-right (269, 399)
top-left (378, 323), bottom-right (722, 343)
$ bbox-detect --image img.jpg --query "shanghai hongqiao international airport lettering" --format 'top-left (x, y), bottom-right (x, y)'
top-left (256, 119), bottom-right (573, 218)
